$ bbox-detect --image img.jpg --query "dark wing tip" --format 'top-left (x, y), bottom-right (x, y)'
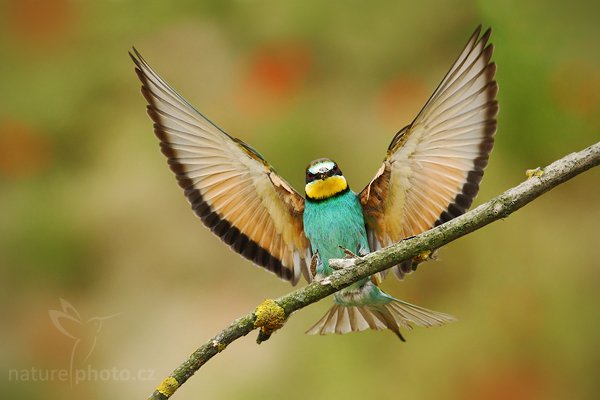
top-left (480, 26), bottom-right (492, 45)
top-left (189, 190), bottom-right (296, 283)
top-left (434, 28), bottom-right (498, 227)
top-left (469, 25), bottom-right (483, 44)
top-left (129, 47), bottom-right (146, 72)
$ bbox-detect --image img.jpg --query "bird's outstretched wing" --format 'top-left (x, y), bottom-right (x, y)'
top-left (131, 49), bottom-right (312, 284)
top-left (359, 26), bottom-right (498, 279)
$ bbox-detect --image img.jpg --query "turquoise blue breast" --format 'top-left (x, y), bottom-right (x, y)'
top-left (303, 190), bottom-right (370, 275)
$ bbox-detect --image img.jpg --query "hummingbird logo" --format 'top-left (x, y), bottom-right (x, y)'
top-left (48, 298), bottom-right (120, 384)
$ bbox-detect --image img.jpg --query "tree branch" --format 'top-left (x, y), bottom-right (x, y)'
top-left (147, 141), bottom-right (600, 400)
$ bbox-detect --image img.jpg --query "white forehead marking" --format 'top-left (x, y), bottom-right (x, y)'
top-left (309, 161), bottom-right (335, 174)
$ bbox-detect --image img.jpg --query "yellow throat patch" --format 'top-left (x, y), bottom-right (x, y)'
top-left (305, 175), bottom-right (348, 200)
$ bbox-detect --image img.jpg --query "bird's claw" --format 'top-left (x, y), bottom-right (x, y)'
top-left (338, 245), bottom-right (358, 259)
top-left (309, 251), bottom-right (320, 279)
top-left (329, 262), bottom-right (344, 271)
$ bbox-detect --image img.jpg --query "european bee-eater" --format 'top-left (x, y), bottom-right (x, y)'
top-left (131, 25), bottom-right (498, 339)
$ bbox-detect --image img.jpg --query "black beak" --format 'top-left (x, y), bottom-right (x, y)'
top-left (319, 172), bottom-right (327, 180)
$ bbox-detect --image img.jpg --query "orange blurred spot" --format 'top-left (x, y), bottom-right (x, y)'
top-left (0, 119), bottom-right (53, 178)
top-left (378, 75), bottom-right (428, 125)
top-left (247, 43), bottom-right (312, 96)
top-left (5, 0), bottom-right (75, 47)
top-left (550, 60), bottom-right (600, 118)
top-left (460, 363), bottom-right (549, 400)
top-left (238, 42), bottom-right (312, 117)
top-left (24, 310), bottom-right (75, 368)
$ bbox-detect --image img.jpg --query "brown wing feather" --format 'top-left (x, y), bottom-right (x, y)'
top-left (360, 26), bottom-right (498, 279)
top-left (131, 49), bottom-right (311, 284)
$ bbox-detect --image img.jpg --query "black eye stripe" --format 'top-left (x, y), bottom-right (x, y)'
top-left (305, 162), bottom-right (344, 184)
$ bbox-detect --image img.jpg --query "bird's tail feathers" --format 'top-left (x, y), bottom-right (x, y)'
top-left (306, 299), bottom-right (456, 340)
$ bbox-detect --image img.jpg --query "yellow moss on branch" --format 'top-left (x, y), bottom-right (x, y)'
top-left (157, 376), bottom-right (179, 398)
top-left (254, 299), bottom-right (286, 338)
top-left (526, 167), bottom-right (544, 178)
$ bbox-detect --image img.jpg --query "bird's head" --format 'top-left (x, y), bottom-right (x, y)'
top-left (305, 158), bottom-right (348, 200)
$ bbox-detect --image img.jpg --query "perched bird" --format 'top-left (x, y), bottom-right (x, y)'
top-left (131, 25), bottom-right (498, 339)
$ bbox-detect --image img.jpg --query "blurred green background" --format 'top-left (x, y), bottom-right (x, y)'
top-left (1, 0), bottom-right (599, 399)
